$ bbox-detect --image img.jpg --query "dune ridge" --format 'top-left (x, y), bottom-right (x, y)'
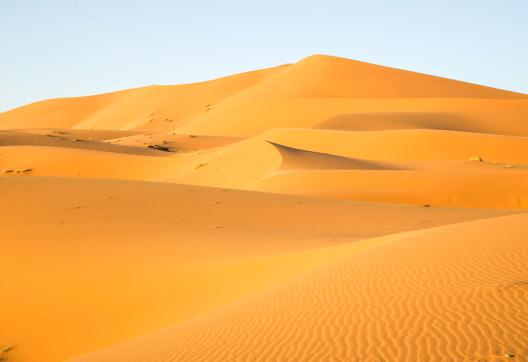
top-left (1, 54), bottom-right (527, 361)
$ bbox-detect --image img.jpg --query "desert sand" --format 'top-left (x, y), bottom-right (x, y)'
top-left (1, 54), bottom-right (527, 361)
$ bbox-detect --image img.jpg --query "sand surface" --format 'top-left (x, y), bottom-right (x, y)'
top-left (1, 54), bottom-right (527, 361)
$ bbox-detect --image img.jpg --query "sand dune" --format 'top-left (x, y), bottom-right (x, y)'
top-left (0, 65), bottom-right (286, 131)
top-left (2, 55), bottom-right (526, 137)
top-left (1, 54), bottom-right (527, 361)
top-left (70, 213), bottom-right (528, 362)
top-left (239, 54), bottom-right (525, 98)
top-left (1, 177), bottom-right (513, 362)
top-left (3, 128), bottom-right (527, 208)
top-left (263, 128), bottom-right (528, 163)
top-left (252, 169), bottom-right (528, 208)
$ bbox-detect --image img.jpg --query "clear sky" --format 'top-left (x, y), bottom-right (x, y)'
top-left (1, 0), bottom-right (527, 111)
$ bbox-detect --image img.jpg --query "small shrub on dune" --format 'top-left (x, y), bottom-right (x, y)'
top-left (194, 163), bottom-right (208, 170)
top-left (148, 144), bottom-right (172, 152)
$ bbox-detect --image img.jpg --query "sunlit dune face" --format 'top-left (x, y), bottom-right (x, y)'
top-left (1, 55), bottom-right (527, 362)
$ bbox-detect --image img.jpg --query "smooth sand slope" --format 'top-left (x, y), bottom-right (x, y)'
top-left (0, 177), bottom-right (513, 362)
top-left (1, 54), bottom-right (527, 361)
top-left (71, 213), bottom-right (528, 362)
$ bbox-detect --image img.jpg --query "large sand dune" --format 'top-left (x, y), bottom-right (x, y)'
top-left (1, 54), bottom-right (527, 361)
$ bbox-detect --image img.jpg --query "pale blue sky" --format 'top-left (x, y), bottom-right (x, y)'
top-left (1, 0), bottom-right (526, 111)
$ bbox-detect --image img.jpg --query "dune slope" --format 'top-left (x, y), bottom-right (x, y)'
top-left (71, 213), bottom-right (528, 362)
top-left (0, 177), bottom-right (514, 362)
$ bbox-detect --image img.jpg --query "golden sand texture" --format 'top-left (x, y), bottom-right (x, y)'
top-left (1, 54), bottom-right (526, 361)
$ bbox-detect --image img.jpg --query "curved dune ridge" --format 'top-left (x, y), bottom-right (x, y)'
top-left (1, 54), bottom-right (527, 361)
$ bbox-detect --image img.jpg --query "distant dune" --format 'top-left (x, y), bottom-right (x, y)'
top-left (1, 54), bottom-right (527, 362)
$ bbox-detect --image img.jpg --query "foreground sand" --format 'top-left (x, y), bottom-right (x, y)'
top-left (71, 213), bottom-right (528, 362)
top-left (1, 54), bottom-right (527, 361)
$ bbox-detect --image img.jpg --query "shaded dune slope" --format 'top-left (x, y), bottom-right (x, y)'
top-left (313, 111), bottom-right (481, 132)
top-left (270, 142), bottom-right (396, 171)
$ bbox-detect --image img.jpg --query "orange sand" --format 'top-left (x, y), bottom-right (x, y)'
top-left (0, 54), bottom-right (527, 361)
